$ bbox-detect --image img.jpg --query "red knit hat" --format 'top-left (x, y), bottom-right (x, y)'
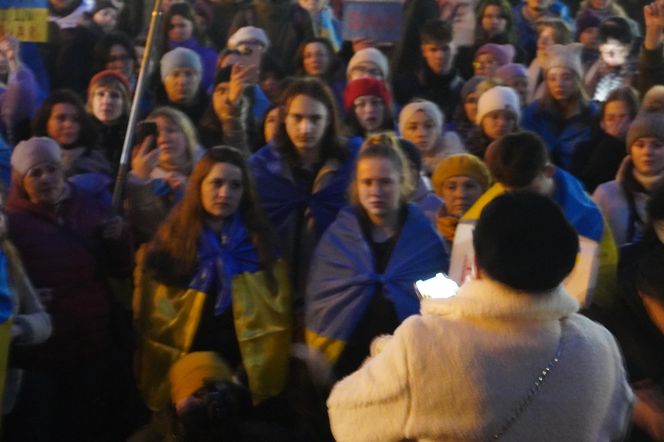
top-left (343, 78), bottom-right (392, 113)
top-left (87, 69), bottom-right (131, 98)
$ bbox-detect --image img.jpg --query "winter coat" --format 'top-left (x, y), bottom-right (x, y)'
top-left (571, 129), bottom-right (626, 193)
top-left (6, 184), bottom-right (133, 369)
top-left (198, 96), bottom-right (249, 153)
top-left (592, 161), bottom-right (656, 247)
top-left (393, 67), bottom-right (464, 120)
top-left (0, 65), bottom-right (39, 146)
top-left (327, 278), bottom-right (634, 442)
top-left (92, 116), bottom-right (128, 176)
top-left (638, 43), bottom-right (664, 99)
top-left (584, 58), bottom-right (638, 103)
top-left (521, 99), bottom-right (599, 170)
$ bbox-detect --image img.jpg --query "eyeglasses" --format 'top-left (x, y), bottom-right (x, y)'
top-left (473, 60), bottom-right (499, 69)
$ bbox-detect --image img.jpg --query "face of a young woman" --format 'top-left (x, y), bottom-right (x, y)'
top-left (91, 85), bottom-right (124, 124)
top-left (356, 156), bottom-right (401, 224)
top-left (22, 162), bottom-right (66, 206)
top-left (303, 42), bottom-right (331, 77)
top-left (546, 67), bottom-right (576, 102)
top-left (168, 14), bottom-right (194, 43)
top-left (285, 94), bottom-right (329, 156)
top-left (464, 91), bottom-right (479, 123)
top-left (601, 100), bottom-right (631, 139)
top-left (473, 53), bottom-right (499, 77)
top-left (481, 109), bottom-right (516, 140)
top-left (537, 26), bottom-right (557, 57)
top-left (630, 137), bottom-right (664, 177)
top-left (200, 162), bottom-right (244, 219)
top-left (402, 110), bottom-right (439, 153)
top-left (354, 95), bottom-right (385, 132)
top-left (107, 44), bottom-right (135, 81)
top-left (47, 103), bottom-right (81, 146)
top-left (481, 5), bottom-right (507, 37)
top-left (440, 176), bottom-right (483, 217)
top-left (154, 115), bottom-right (188, 169)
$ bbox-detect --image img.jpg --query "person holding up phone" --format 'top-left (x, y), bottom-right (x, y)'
top-left (125, 107), bottom-right (203, 244)
top-left (198, 64), bottom-right (254, 153)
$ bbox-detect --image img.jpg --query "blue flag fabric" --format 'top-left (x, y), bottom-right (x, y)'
top-left (306, 205), bottom-right (449, 348)
top-left (0, 251), bottom-right (13, 323)
top-left (190, 213), bottom-right (261, 316)
top-left (249, 143), bottom-right (357, 242)
top-left (552, 167), bottom-right (604, 242)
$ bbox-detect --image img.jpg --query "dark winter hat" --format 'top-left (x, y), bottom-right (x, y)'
top-left (343, 78), bottom-right (392, 112)
top-left (626, 112), bottom-right (664, 151)
top-left (473, 191), bottom-right (579, 292)
top-left (599, 16), bottom-right (636, 45)
top-left (91, 0), bottom-right (118, 16)
top-left (575, 9), bottom-right (601, 39)
top-left (461, 76), bottom-right (487, 101)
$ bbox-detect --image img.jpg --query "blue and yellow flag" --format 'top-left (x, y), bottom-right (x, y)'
top-left (0, 0), bottom-right (48, 43)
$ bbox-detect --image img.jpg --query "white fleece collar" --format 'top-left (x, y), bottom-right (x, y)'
top-left (421, 278), bottom-right (579, 322)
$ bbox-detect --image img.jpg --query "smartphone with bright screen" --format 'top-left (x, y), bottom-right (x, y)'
top-left (414, 273), bottom-right (459, 300)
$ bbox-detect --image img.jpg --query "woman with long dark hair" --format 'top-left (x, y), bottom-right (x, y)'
top-left (134, 146), bottom-right (291, 412)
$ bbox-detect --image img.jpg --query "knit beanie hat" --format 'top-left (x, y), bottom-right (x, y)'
top-left (91, 0), bottom-right (117, 16)
top-left (542, 43), bottom-right (583, 78)
top-left (399, 100), bottom-right (443, 135)
top-left (227, 26), bottom-right (270, 49)
top-left (474, 43), bottom-right (515, 66)
top-left (642, 85), bottom-right (664, 113)
top-left (346, 48), bottom-right (389, 79)
top-left (87, 69), bottom-right (130, 98)
top-left (627, 112), bottom-right (664, 151)
top-left (160, 47), bottom-right (202, 81)
top-left (460, 76), bottom-right (487, 101)
top-left (343, 78), bottom-right (392, 112)
top-left (432, 153), bottom-right (491, 192)
top-left (11, 137), bottom-right (63, 175)
top-left (575, 9), bottom-right (601, 39)
top-left (170, 352), bottom-right (233, 406)
top-left (494, 63), bottom-right (527, 84)
top-left (476, 86), bottom-right (521, 124)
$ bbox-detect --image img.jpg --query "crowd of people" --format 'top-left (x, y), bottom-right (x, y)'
top-left (1, 0), bottom-right (664, 440)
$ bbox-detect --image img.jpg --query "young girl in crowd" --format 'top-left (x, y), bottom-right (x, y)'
top-left (472, 43), bottom-right (515, 77)
top-left (593, 112), bottom-right (664, 246)
top-left (94, 32), bottom-right (139, 93)
top-left (466, 85), bottom-right (521, 159)
top-left (450, 76), bottom-right (486, 143)
top-left (295, 38), bottom-right (345, 106)
top-left (526, 18), bottom-right (573, 102)
top-left (249, 78), bottom-right (356, 300)
top-left (125, 106), bottom-right (202, 244)
top-left (305, 133), bottom-right (449, 380)
top-left (432, 153), bottom-right (491, 249)
top-left (522, 43), bottom-right (598, 170)
top-left (32, 89), bottom-right (112, 177)
top-left (133, 146), bottom-right (291, 411)
top-left (342, 78), bottom-right (394, 143)
top-left (399, 99), bottom-right (465, 176)
top-left (572, 86), bottom-right (639, 192)
top-left (86, 70), bottom-right (131, 175)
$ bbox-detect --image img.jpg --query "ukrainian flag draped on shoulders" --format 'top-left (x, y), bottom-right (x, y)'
top-left (305, 205), bottom-right (449, 363)
top-left (0, 250), bottom-right (13, 413)
top-left (133, 212), bottom-right (291, 411)
top-left (457, 167), bottom-right (617, 307)
top-left (248, 142), bottom-right (358, 241)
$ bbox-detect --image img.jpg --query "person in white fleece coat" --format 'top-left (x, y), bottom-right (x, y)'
top-left (327, 191), bottom-right (633, 442)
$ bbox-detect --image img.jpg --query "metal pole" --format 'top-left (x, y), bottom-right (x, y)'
top-left (111, 0), bottom-right (163, 213)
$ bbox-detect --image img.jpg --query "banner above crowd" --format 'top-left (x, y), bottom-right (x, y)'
top-left (0, 0), bottom-right (48, 43)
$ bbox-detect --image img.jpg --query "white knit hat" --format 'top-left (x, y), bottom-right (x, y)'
top-left (346, 48), bottom-right (389, 79)
top-left (160, 47), bottom-right (202, 81)
top-left (11, 137), bottom-right (63, 175)
top-left (476, 86), bottom-right (521, 124)
top-left (399, 100), bottom-right (443, 135)
top-left (227, 26), bottom-right (270, 49)
top-left (542, 43), bottom-right (583, 79)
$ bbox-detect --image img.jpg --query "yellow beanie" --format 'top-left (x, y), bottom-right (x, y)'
top-left (432, 154), bottom-right (491, 194)
top-left (169, 352), bottom-right (233, 406)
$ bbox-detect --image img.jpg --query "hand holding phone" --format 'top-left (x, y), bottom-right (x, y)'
top-left (414, 273), bottom-right (459, 300)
